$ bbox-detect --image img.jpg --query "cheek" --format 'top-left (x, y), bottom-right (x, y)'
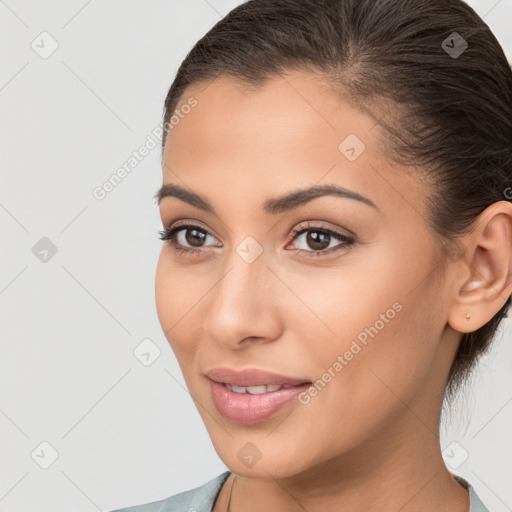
top-left (293, 245), bottom-right (441, 416)
top-left (155, 250), bottom-right (177, 338)
top-left (155, 249), bottom-right (201, 354)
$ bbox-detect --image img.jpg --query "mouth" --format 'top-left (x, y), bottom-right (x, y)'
top-left (205, 366), bottom-right (311, 388)
top-left (205, 367), bottom-right (312, 424)
top-left (222, 382), bottom-right (309, 394)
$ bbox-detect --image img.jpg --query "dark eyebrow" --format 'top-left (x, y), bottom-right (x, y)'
top-left (155, 183), bottom-right (378, 214)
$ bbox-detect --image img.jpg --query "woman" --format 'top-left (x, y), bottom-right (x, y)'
top-left (111, 0), bottom-right (512, 510)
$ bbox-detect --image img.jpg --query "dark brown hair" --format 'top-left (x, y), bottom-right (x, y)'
top-left (161, 0), bottom-right (512, 402)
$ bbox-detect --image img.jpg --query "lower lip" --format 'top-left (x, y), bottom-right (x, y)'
top-left (209, 379), bottom-right (312, 424)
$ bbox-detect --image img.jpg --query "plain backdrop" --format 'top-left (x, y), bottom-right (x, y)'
top-left (1, 1), bottom-right (511, 511)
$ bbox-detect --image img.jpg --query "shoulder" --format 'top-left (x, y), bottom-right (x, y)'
top-left (453, 474), bottom-right (491, 512)
top-left (108, 471), bottom-right (231, 512)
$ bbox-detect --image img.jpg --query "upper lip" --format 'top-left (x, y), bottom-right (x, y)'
top-left (205, 367), bottom-right (311, 387)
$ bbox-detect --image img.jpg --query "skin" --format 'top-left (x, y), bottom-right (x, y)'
top-left (154, 70), bottom-right (512, 512)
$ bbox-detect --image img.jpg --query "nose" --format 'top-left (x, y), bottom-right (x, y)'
top-left (203, 245), bottom-right (283, 349)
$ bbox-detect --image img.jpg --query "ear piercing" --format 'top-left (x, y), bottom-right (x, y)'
top-left (465, 314), bottom-right (471, 320)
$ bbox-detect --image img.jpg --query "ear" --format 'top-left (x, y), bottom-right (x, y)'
top-left (448, 201), bottom-right (512, 334)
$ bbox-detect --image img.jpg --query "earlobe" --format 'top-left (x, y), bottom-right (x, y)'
top-left (447, 201), bottom-right (512, 334)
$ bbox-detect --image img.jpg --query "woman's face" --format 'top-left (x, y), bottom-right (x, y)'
top-left (155, 71), bottom-right (460, 479)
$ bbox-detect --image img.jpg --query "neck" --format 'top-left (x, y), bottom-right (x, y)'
top-left (226, 391), bottom-right (469, 512)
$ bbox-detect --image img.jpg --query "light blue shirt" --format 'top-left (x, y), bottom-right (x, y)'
top-left (109, 470), bottom-right (490, 512)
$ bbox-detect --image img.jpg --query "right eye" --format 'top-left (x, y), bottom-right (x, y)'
top-left (158, 224), bottom-right (222, 255)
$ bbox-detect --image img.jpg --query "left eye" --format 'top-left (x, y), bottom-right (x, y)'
top-left (287, 226), bottom-right (354, 255)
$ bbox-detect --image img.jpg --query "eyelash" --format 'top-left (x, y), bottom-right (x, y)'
top-left (158, 221), bottom-right (354, 258)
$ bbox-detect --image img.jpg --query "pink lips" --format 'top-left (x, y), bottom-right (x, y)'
top-left (205, 367), bottom-right (310, 387)
top-left (205, 367), bottom-right (312, 424)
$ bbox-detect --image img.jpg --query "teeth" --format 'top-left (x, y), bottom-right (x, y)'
top-left (265, 384), bottom-right (283, 392)
top-left (224, 383), bottom-right (284, 394)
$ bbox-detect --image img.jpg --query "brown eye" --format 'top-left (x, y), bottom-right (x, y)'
top-left (288, 224), bottom-right (355, 257)
top-left (304, 230), bottom-right (331, 251)
top-left (183, 227), bottom-right (207, 247)
top-left (158, 223), bottom-right (221, 254)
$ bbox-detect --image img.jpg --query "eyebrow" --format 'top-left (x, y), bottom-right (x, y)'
top-left (154, 183), bottom-right (378, 214)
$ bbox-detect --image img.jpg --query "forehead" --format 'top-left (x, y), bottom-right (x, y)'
top-left (166, 71), bottom-right (378, 156)
top-left (165, 72), bottom-right (380, 175)
top-left (161, 71), bottom-right (426, 223)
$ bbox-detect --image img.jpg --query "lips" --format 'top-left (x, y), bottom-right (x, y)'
top-left (205, 367), bottom-right (311, 387)
top-left (208, 379), bottom-right (312, 424)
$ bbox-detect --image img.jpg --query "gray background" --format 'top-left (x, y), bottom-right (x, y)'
top-left (0, 1), bottom-right (511, 511)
